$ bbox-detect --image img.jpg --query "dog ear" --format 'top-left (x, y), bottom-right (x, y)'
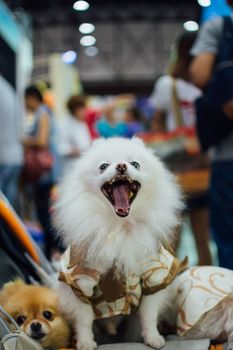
top-left (0, 279), bottom-right (25, 300)
top-left (131, 137), bottom-right (145, 147)
top-left (92, 138), bottom-right (106, 147)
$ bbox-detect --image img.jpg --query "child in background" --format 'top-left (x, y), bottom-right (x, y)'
top-left (124, 107), bottom-right (144, 138)
top-left (57, 95), bottom-right (91, 175)
top-left (96, 104), bottom-right (127, 138)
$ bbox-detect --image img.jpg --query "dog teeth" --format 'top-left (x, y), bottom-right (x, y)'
top-left (108, 177), bottom-right (133, 185)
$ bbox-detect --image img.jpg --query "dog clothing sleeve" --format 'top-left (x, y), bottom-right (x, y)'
top-left (59, 246), bottom-right (101, 304)
top-left (140, 244), bottom-right (188, 295)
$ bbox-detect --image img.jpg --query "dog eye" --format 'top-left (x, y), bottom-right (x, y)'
top-left (99, 163), bottom-right (109, 171)
top-left (43, 311), bottom-right (53, 320)
top-left (16, 316), bottom-right (26, 325)
top-left (130, 161), bottom-right (140, 170)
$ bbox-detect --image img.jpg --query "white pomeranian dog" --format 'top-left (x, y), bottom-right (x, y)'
top-left (54, 137), bottom-right (183, 350)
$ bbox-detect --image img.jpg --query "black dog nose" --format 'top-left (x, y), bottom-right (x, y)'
top-left (30, 322), bottom-right (42, 332)
top-left (116, 163), bottom-right (127, 174)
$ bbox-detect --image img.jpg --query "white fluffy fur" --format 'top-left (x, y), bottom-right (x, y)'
top-left (55, 137), bottom-right (183, 350)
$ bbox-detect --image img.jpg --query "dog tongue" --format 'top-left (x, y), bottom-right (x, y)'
top-left (112, 183), bottom-right (130, 216)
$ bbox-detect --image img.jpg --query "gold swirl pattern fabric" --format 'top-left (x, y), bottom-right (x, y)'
top-left (173, 266), bottom-right (233, 336)
top-left (59, 244), bottom-right (186, 319)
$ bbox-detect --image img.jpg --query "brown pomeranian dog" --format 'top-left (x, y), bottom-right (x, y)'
top-left (0, 280), bottom-right (70, 349)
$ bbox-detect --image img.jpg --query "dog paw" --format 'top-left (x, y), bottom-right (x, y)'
top-left (77, 340), bottom-right (97, 350)
top-left (144, 334), bottom-right (165, 349)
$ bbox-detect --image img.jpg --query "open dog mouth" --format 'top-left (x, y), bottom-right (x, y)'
top-left (101, 175), bottom-right (141, 217)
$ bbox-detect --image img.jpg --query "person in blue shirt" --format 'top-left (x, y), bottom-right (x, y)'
top-left (96, 105), bottom-right (127, 138)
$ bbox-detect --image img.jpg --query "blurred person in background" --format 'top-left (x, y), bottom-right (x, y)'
top-left (124, 106), bottom-right (145, 138)
top-left (150, 32), bottom-right (201, 132)
top-left (0, 74), bottom-right (23, 210)
top-left (96, 102), bottom-right (127, 138)
top-left (57, 95), bottom-right (91, 175)
top-left (23, 86), bottom-right (60, 260)
top-left (85, 107), bottom-right (101, 139)
top-left (150, 32), bottom-right (212, 265)
top-left (190, 0), bottom-right (233, 268)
